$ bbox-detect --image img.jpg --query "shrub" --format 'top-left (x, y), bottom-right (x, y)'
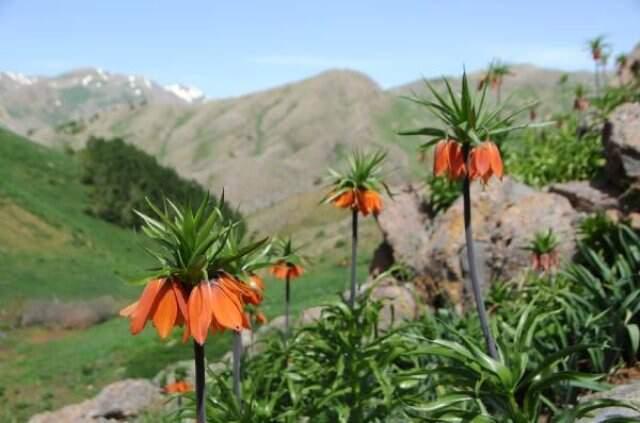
top-left (79, 137), bottom-right (242, 230)
top-left (426, 175), bottom-right (461, 214)
top-left (503, 116), bottom-right (604, 187)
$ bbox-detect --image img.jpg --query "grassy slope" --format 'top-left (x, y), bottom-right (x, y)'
top-left (0, 128), bottom-right (377, 420)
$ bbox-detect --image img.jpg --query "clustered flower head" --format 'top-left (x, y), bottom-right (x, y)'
top-left (120, 197), bottom-right (270, 345)
top-left (433, 139), bottom-right (503, 184)
top-left (323, 149), bottom-right (390, 217)
top-left (269, 237), bottom-right (305, 281)
top-left (332, 188), bottom-right (383, 216)
top-left (524, 229), bottom-right (560, 273)
top-left (400, 71), bottom-right (536, 185)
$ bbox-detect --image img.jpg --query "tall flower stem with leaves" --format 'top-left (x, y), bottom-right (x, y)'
top-left (270, 237), bottom-right (305, 334)
top-left (221, 227), bottom-right (271, 402)
top-left (119, 197), bottom-right (267, 422)
top-left (588, 35), bottom-right (609, 96)
top-left (323, 150), bottom-right (390, 308)
top-left (400, 72), bottom-right (538, 358)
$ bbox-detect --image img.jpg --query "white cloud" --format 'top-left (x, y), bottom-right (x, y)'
top-left (249, 54), bottom-right (388, 68)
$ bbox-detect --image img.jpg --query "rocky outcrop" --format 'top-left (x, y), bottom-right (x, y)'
top-left (29, 379), bottom-right (162, 423)
top-left (603, 103), bottom-right (640, 187)
top-left (375, 184), bottom-right (430, 272)
top-left (20, 296), bottom-right (117, 329)
top-left (375, 178), bottom-right (579, 308)
top-left (618, 43), bottom-right (640, 85)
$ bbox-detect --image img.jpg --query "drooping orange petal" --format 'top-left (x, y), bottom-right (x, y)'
top-left (119, 301), bottom-right (138, 318)
top-left (152, 282), bottom-right (178, 339)
top-left (433, 140), bottom-right (450, 177)
top-left (363, 190), bottom-right (383, 215)
top-left (487, 142), bottom-right (503, 179)
top-left (210, 281), bottom-right (245, 332)
top-left (448, 142), bottom-right (466, 180)
top-left (256, 311), bottom-right (267, 325)
top-left (270, 262), bottom-right (290, 280)
top-left (474, 144), bottom-right (491, 176)
top-left (287, 264), bottom-right (304, 279)
top-left (355, 189), bottom-right (370, 216)
top-left (171, 281), bottom-right (189, 323)
top-left (333, 190), bottom-right (355, 209)
top-left (164, 381), bottom-right (192, 394)
top-left (130, 279), bottom-right (164, 335)
top-left (188, 282), bottom-right (213, 345)
top-left (249, 274), bottom-right (265, 292)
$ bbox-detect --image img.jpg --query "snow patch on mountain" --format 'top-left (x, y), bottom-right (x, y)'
top-left (163, 84), bottom-right (204, 103)
top-left (2, 72), bottom-right (37, 85)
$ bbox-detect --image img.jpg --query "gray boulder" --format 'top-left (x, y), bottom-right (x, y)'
top-left (375, 178), bottom-right (579, 308)
top-left (603, 102), bottom-right (640, 186)
top-left (29, 379), bottom-right (162, 423)
top-left (20, 296), bottom-right (116, 329)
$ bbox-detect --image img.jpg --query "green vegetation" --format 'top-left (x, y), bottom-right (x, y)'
top-left (80, 136), bottom-right (240, 229)
top-left (193, 217), bottom-right (640, 422)
top-left (0, 128), bottom-right (374, 420)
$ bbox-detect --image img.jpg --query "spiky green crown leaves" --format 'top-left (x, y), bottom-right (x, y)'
top-left (523, 229), bottom-right (560, 255)
top-left (398, 71), bottom-right (541, 151)
top-left (270, 236), bottom-right (308, 267)
top-left (134, 195), bottom-right (263, 286)
top-left (485, 59), bottom-right (513, 81)
top-left (587, 35), bottom-right (610, 54)
top-left (219, 225), bottom-right (271, 279)
top-left (322, 149), bottom-right (392, 203)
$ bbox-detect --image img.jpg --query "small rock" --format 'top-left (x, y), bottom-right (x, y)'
top-left (298, 306), bottom-right (325, 326)
top-left (369, 279), bottom-right (419, 330)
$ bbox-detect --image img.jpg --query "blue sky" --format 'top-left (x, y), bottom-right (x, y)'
top-left (1, 0), bottom-right (639, 98)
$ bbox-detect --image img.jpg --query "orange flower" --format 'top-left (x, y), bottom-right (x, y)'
top-left (333, 190), bottom-right (355, 209)
top-left (433, 139), bottom-right (466, 181)
top-left (270, 261), bottom-right (304, 280)
top-left (531, 252), bottom-right (559, 272)
top-left (120, 279), bottom-right (188, 339)
top-left (468, 141), bottom-right (503, 183)
top-left (256, 311), bottom-right (267, 325)
top-left (164, 380), bottom-right (192, 394)
top-left (332, 188), bottom-right (383, 216)
top-left (187, 274), bottom-right (250, 345)
top-left (239, 273), bottom-right (265, 306)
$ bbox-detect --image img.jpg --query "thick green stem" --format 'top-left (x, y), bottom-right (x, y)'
top-left (193, 341), bottom-right (207, 423)
top-left (232, 331), bottom-right (242, 400)
top-left (285, 274), bottom-right (291, 334)
top-left (349, 208), bottom-right (359, 308)
top-left (462, 159), bottom-right (498, 359)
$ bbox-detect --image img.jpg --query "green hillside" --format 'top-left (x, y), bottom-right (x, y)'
top-left (0, 128), bottom-right (379, 420)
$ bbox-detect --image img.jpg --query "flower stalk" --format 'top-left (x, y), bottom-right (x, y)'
top-left (193, 341), bottom-right (207, 423)
top-left (462, 146), bottom-right (498, 359)
top-left (232, 331), bottom-right (242, 400)
top-left (349, 208), bottom-right (359, 307)
top-left (285, 273), bottom-right (291, 333)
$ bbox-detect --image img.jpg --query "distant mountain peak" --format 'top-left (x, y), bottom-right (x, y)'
top-left (163, 84), bottom-right (205, 103)
top-left (0, 71), bottom-right (38, 85)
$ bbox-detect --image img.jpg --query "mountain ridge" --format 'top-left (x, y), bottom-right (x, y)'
top-left (1, 64), bottom-right (592, 214)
